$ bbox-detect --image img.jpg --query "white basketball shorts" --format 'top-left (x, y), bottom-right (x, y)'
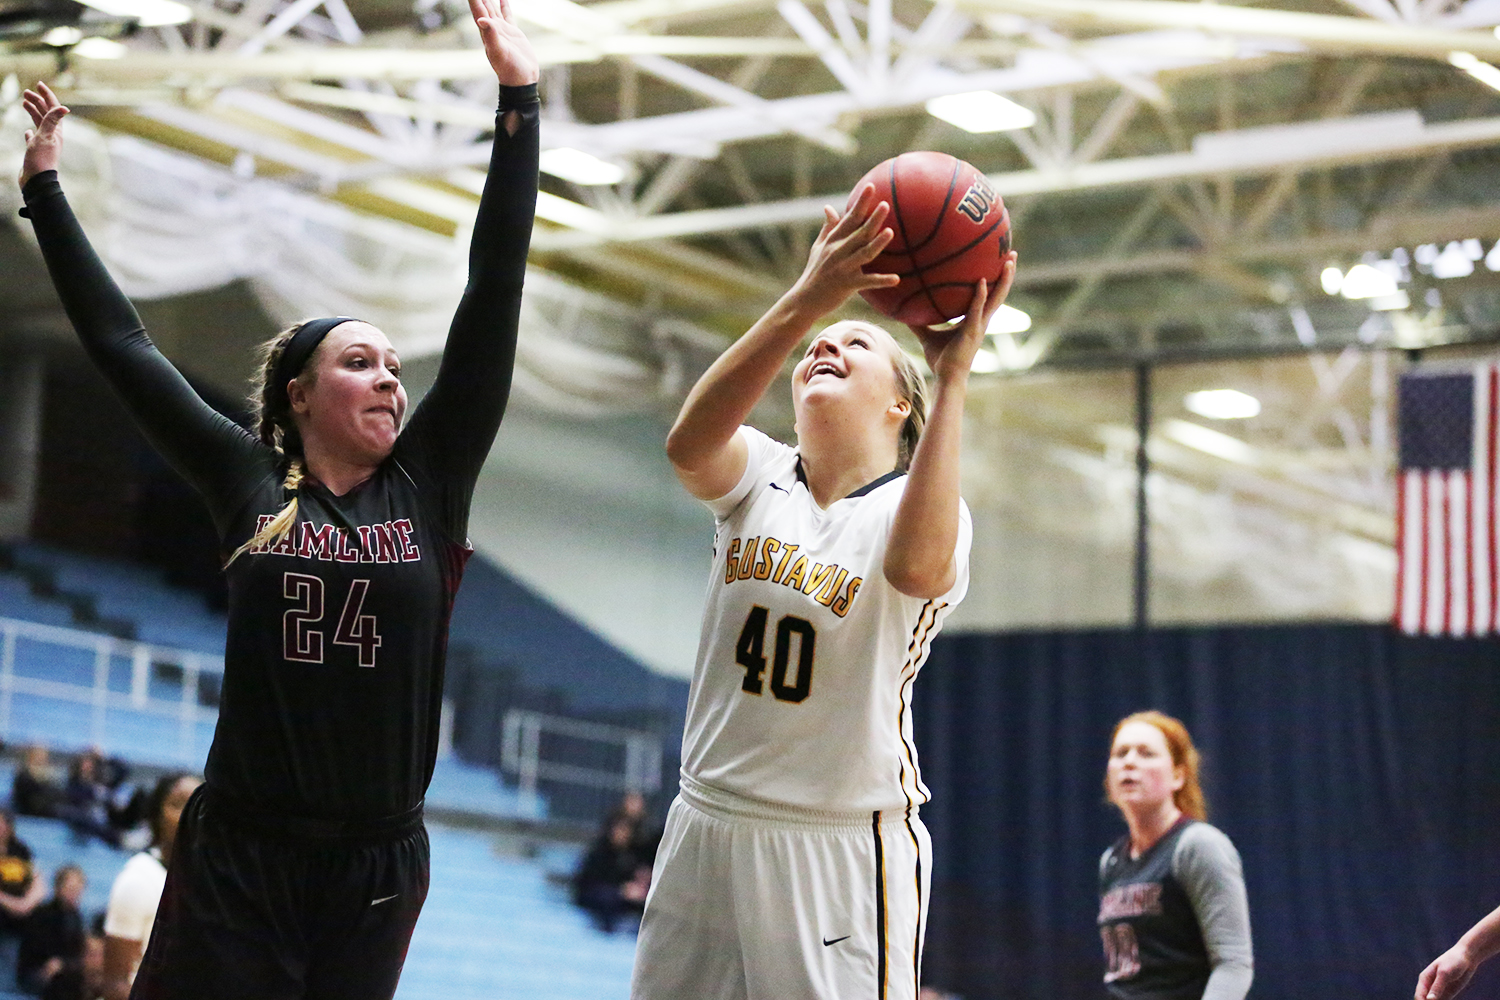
top-left (630, 775), bottom-right (931, 1000)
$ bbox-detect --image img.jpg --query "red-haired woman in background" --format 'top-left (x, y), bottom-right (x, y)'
top-left (1098, 711), bottom-right (1253, 1000)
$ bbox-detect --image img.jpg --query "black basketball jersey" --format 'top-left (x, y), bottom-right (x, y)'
top-left (22, 86), bottom-right (540, 823)
top-left (1097, 818), bottom-right (1209, 1000)
top-left (211, 460), bottom-right (470, 819)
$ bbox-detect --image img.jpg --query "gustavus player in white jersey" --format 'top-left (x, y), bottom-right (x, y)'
top-left (632, 184), bottom-right (1017, 1000)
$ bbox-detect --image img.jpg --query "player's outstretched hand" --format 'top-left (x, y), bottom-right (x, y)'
top-left (907, 250), bottom-right (1017, 383)
top-left (19, 81), bottom-right (69, 189)
top-left (787, 183), bottom-right (901, 320)
top-left (467, 0), bottom-right (538, 87)
top-left (1417, 946), bottom-right (1477, 1000)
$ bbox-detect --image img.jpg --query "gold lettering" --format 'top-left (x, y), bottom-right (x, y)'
top-left (772, 544), bottom-right (800, 584)
top-left (782, 555), bottom-right (808, 592)
top-left (802, 562), bottom-right (835, 596)
top-left (816, 567), bottom-right (848, 606)
top-left (753, 538), bottom-right (779, 580)
top-left (737, 537), bottom-right (760, 581)
top-left (725, 539), bottom-right (742, 584)
top-left (831, 577), bottom-right (862, 617)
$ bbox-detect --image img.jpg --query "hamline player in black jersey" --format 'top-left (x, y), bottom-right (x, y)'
top-left (15, 0), bottom-right (538, 993)
top-left (1098, 711), bottom-right (1253, 1000)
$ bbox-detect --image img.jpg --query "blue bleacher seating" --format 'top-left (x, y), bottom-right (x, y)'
top-left (0, 576), bottom-right (76, 629)
top-left (8, 545), bottom-right (227, 655)
top-left (3, 814), bottom-right (634, 1000)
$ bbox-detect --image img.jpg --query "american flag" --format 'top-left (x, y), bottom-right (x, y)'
top-left (1395, 364), bottom-right (1500, 636)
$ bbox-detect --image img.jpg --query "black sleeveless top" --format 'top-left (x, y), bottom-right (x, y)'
top-left (1098, 818), bottom-right (1209, 1000)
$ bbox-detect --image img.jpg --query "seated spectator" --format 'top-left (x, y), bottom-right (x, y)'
top-left (12, 747), bottom-right (60, 819)
top-left (28, 929), bottom-right (100, 1000)
top-left (102, 774), bottom-right (200, 1000)
top-left (57, 751), bottom-right (118, 848)
top-left (0, 808), bottom-right (45, 991)
top-left (0, 808), bottom-right (44, 935)
top-left (573, 814), bottom-right (650, 933)
top-left (617, 791), bottom-right (662, 868)
top-left (17, 866), bottom-right (85, 996)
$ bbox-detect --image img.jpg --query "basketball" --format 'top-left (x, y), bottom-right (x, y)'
top-left (849, 151), bottom-right (1012, 328)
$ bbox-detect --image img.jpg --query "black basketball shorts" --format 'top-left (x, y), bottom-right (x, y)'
top-left (131, 785), bottom-right (430, 1000)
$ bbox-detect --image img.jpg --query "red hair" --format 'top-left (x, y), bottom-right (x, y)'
top-left (1109, 710), bottom-right (1208, 821)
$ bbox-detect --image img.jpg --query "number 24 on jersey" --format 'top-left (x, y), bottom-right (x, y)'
top-left (282, 572), bottom-right (383, 668)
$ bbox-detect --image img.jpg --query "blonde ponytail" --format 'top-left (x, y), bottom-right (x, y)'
top-left (224, 460), bottom-right (305, 567)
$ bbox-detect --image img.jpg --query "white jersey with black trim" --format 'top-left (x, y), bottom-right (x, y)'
top-left (680, 426), bottom-right (972, 814)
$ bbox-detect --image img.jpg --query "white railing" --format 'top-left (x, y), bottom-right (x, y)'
top-left (0, 616), bottom-right (222, 766)
top-left (500, 709), bottom-right (662, 819)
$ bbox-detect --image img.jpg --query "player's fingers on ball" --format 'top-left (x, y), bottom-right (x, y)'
top-left (816, 207), bottom-right (838, 240)
top-left (857, 271), bottom-right (900, 290)
top-left (853, 200), bottom-right (890, 239)
top-left (841, 184), bottom-right (877, 228)
top-left (994, 254), bottom-right (1017, 299)
top-left (981, 280), bottom-right (1007, 326)
top-left (854, 227), bottom-right (894, 262)
top-left (963, 278), bottom-right (987, 321)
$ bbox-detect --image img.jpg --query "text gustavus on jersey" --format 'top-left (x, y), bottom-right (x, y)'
top-left (722, 535), bottom-right (862, 617)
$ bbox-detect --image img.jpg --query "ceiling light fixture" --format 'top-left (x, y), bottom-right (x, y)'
top-left (970, 348), bottom-right (1002, 374)
top-left (1487, 241), bottom-right (1500, 272)
top-left (1319, 266), bottom-right (1342, 296)
top-left (1449, 51), bottom-right (1500, 92)
top-left (986, 303), bottom-right (1032, 336)
top-left (1432, 241), bottom-right (1476, 279)
top-left (1184, 389), bottom-right (1261, 420)
top-left (41, 26), bottom-right (84, 45)
top-left (1163, 419), bottom-right (1256, 464)
top-left (538, 148), bottom-right (626, 187)
top-left (75, 0), bottom-right (191, 24)
top-left (74, 36), bottom-right (129, 58)
top-left (925, 92), bottom-right (1036, 134)
top-left (1339, 263), bottom-right (1398, 300)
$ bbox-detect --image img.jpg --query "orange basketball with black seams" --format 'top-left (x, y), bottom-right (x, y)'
top-left (850, 151), bottom-right (1012, 328)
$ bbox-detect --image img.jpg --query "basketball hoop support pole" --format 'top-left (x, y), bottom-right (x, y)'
top-left (1134, 360), bottom-right (1151, 633)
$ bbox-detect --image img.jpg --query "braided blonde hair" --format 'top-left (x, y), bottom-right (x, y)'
top-left (224, 322), bottom-right (321, 567)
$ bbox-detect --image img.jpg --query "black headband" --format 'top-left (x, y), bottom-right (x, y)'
top-left (271, 316), bottom-right (358, 412)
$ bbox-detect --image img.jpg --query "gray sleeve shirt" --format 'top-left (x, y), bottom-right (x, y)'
top-left (1172, 824), bottom-right (1253, 1000)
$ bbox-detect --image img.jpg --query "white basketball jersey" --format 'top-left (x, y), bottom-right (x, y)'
top-left (680, 426), bottom-right (971, 813)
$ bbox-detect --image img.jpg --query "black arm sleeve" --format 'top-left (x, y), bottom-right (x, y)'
top-left (400, 84), bottom-right (540, 539)
top-left (22, 171), bottom-right (270, 538)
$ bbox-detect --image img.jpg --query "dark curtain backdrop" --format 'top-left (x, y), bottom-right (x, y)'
top-left (914, 624), bottom-right (1500, 1000)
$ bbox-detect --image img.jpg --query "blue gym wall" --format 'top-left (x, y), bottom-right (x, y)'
top-left (914, 624), bottom-right (1500, 1000)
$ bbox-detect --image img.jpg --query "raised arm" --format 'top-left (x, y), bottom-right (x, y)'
top-left (883, 251), bottom-right (1016, 598)
top-left (18, 83), bottom-right (264, 530)
top-left (666, 185), bottom-right (898, 500)
top-left (401, 0), bottom-right (538, 507)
